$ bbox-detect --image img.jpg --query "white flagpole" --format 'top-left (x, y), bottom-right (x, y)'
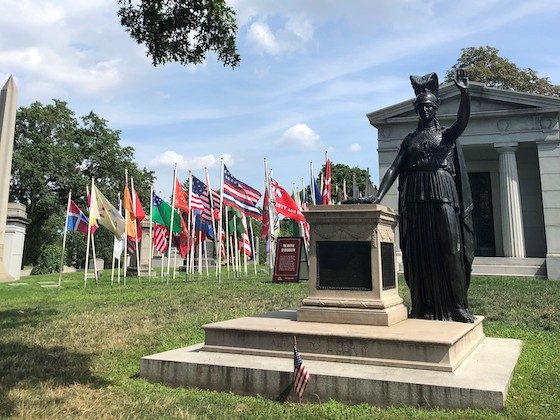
top-left (131, 176), bottom-right (141, 280)
top-left (204, 167), bottom-right (218, 278)
top-left (86, 184), bottom-right (99, 285)
top-left (111, 194), bottom-right (121, 285)
top-left (148, 184), bottom-right (153, 280)
top-left (217, 158), bottom-right (225, 282)
top-left (188, 171), bottom-right (196, 280)
top-left (124, 169), bottom-right (129, 284)
top-left (264, 158), bottom-right (271, 275)
top-left (203, 237), bottom-right (209, 277)
top-left (224, 205), bottom-right (231, 278)
top-left (166, 164), bottom-right (178, 283)
top-left (249, 218), bottom-right (257, 275)
top-left (58, 191), bottom-right (72, 287)
top-left (84, 178), bottom-right (95, 288)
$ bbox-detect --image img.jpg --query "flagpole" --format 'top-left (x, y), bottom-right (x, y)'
top-left (205, 167), bottom-right (218, 279)
top-left (166, 163), bottom-right (178, 283)
top-left (84, 178), bottom-right (95, 288)
top-left (268, 168), bottom-right (276, 278)
top-left (224, 205), bottom-right (231, 278)
top-left (124, 169), bottom-right (129, 284)
top-left (203, 237), bottom-right (209, 277)
top-left (87, 184), bottom-right (99, 285)
top-left (249, 218), bottom-right (257, 275)
top-left (148, 184), bottom-right (154, 280)
top-left (58, 191), bottom-right (72, 287)
top-left (188, 171), bottom-right (196, 281)
top-left (131, 176), bottom-right (141, 280)
top-left (217, 158), bottom-right (225, 282)
top-left (111, 194), bottom-right (121, 285)
top-left (264, 158), bottom-right (273, 276)
top-left (310, 161), bottom-right (316, 205)
top-left (232, 212), bottom-right (241, 276)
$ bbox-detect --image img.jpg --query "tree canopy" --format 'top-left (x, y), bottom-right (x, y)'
top-left (117, 0), bottom-right (240, 68)
top-left (11, 100), bottom-right (154, 270)
top-left (445, 46), bottom-right (560, 97)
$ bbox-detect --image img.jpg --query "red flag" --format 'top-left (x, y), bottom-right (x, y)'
top-left (174, 178), bottom-right (189, 212)
top-left (322, 158), bottom-right (331, 205)
top-left (153, 223), bottom-right (169, 254)
top-left (271, 180), bottom-right (306, 223)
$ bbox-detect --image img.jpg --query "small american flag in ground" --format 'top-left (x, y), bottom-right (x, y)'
top-left (153, 223), bottom-right (168, 254)
top-left (293, 341), bottom-right (310, 400)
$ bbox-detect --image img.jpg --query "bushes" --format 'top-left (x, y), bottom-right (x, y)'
top-left (30, 244), bottom-right (62, 275)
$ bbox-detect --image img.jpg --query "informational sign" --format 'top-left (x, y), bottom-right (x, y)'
top-left (273, 237), bottom-right (305, 282)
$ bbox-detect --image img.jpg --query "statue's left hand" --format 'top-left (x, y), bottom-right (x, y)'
top-left (453, 68), bottom-right (469, 91)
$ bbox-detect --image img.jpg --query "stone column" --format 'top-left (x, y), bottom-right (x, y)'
top-left (494, 142), bottom-right (525, 257)
top-left (4, 203), bottom-right (30, 280)
top-left (0, 76), bottom-right (18, 282)
top-left (536, 140), bottom-right (560, 280)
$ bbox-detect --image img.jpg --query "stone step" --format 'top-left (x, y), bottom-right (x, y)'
top-left (472, 257), bottom-right (546, 277)
top-left (140, 337), bottom-right (522, 410)
top-left (202, 310), bottom-right (485, 372)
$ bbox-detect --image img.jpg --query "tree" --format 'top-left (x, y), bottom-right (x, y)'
top-left (445, 46), bottom-right (560, 97)
top-left (11, 100), bottom-right (154, 269)
top-left (117, 0), bottom-right (240, 68)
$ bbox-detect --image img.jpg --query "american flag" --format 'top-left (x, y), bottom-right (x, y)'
top-left (293, 341), bottom-right (310, 400)
top-left (223, 165), bottom-right (262, 220)
top-left (153, 223), bottom-right (169, 253)
top-left (190, 176), bottom-right (206, 212)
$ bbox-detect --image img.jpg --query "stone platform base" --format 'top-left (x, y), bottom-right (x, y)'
top-left (140, 310), bottom-right (521, 409)
top-left (140, 337), bottom-right (521, 410)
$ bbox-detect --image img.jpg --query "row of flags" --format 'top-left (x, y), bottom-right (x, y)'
top-left (61, 151), bottom-right (372, 286)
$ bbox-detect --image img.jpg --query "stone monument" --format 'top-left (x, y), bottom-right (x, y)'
top-left (0, 76), bottom-right (18, 282)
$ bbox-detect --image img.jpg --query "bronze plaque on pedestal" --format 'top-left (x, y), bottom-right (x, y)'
top-left (316, 241), bottom-right (372, 291)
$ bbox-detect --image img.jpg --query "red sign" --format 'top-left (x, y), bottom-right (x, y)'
top-left (273, 237), bottom-right (303, 282)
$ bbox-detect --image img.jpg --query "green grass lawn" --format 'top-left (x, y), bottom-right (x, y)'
top-left (1, 270), bottom-right (559, 419)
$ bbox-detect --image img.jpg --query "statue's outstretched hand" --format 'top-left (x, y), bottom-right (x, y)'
top-left (342, 195), bottom-right (380, 205)
top-left (453, 68), bottom-right (469, 91)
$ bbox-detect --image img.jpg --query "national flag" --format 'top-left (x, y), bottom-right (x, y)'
top-left (223, 165), bottom-right (261, 220)
top-left (174, 178), bottom-right (189, 212)
top-left (271, 179), bottom-right (306, 223)
top-left (152, 194), bottom-right (181, 234)
top-left (203, 171), bottom-right (220, 224)
top-left (67, 200), bottom-right (96, 235)
top-left (123, 185), bottom-right (138, 238)
top-left (313, 178), bottom-right (322, 205)
top-left (153, 223), bottom-right (169, 254)
top-left (127, 237), bottom-right (136, 254)
top-left (238, 213), bottom-right (252, 258)
top-left (113, 234), bottom-right (124, 260)
top-left (194, 212), bottom-right (214, 239)
top-left (89, 184), bottom-right (126, 237)
top-left (190, 176), bottom-right (206, 212)
top-left (293, 342), bottom-right (310, 400)
top-left (172, 211), bottom-right (191, 258)
top-left (322, 158), bottom-right (331, 205)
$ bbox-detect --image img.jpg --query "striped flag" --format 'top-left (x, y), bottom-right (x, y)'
top-left (153, 223), bottom-right (169, 254)
top-left (190, 176), bottom-right (206, 212)
top-left (293, 341), bottom-right (310, 400)
top-left (223, 165), bottom-right (262, 220)
top-left (322, 158), bottom-right (331, 205)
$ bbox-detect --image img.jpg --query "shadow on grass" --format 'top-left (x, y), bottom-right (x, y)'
top-left (0, 308), bottom-right (59, 330)
top-left (0, 342), bottom-right (110, 417)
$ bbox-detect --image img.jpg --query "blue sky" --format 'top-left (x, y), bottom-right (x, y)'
top-left (1, 0), bottom-right (560, 201)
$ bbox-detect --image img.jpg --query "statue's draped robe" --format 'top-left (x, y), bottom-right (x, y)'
top-left (398, 128), bottom-right (474, 320)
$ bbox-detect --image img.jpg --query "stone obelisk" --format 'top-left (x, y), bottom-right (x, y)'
top-left (0, 76), bottom-right (18, 282)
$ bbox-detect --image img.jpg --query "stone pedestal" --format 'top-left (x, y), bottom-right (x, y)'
top-left (3, 203), bottom-right (30, 281)
top-left (298, 204), bottom-right (407, 326)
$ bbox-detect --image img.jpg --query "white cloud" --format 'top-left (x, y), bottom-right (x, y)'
top-left (349, 143), bottom-right (362, 153)
top-left (247, 22), bottom-right (280, 55)
top-left (279, 123), bottom-right (319, 151)
top-left (150, 151), bottom-right (234, 170)
top-left (285, 15), bottom-right (313, 42)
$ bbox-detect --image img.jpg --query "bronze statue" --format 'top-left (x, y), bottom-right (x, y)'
top-left (348, 69), bottom-right (475, 323)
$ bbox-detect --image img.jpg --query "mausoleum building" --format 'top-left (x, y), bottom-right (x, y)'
top-left (368, 82), bottom-right (560, 280)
